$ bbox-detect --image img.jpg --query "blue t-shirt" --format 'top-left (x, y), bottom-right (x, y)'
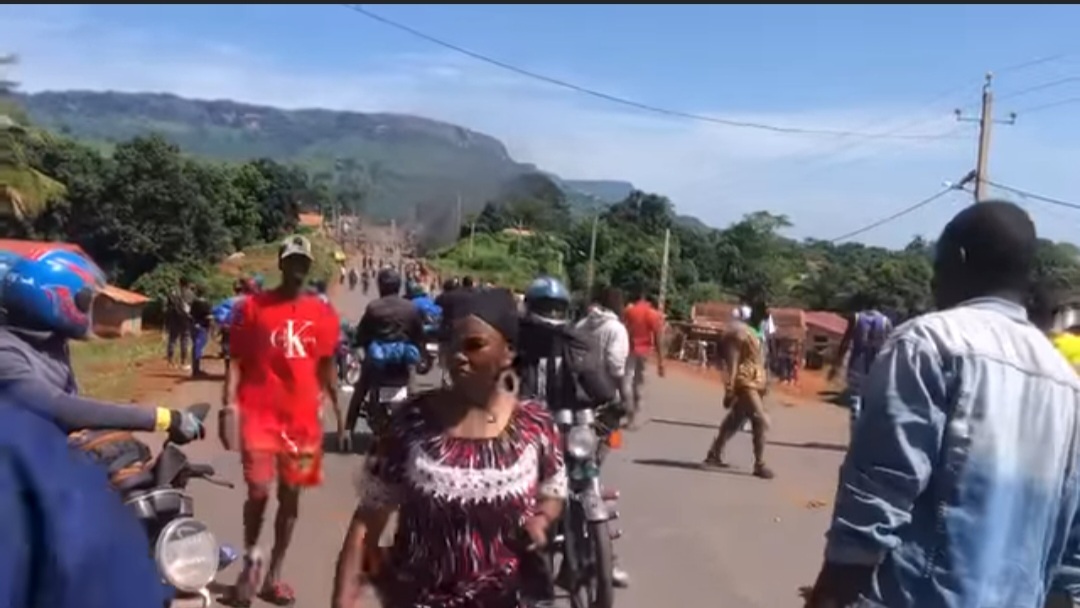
top-left (0, 405), bottom-right (164, 608)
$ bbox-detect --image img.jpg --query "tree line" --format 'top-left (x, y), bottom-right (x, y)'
top-left (2, 112), bottom-right (336, 299)
top-left (432, 173), bottom-right (1080, 320)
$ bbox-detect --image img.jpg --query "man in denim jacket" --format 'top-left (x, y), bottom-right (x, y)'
top-left (807, 201), bottom-right (1080, 608)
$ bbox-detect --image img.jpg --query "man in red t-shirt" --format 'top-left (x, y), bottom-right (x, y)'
top-left (222, 235), bottom-right (345, 606)
top-left (623, 289), bottom-right (665, 427)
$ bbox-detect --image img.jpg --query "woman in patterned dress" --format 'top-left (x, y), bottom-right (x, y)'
top-left (333, 288), bottom-right (568, 608)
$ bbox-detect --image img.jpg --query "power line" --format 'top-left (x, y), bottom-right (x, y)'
top-left (829, 186), bottom-right (961, 243)
top-left (987, 180), bottom-right (1080, 211)
top-left (341, 4), bottom-right (956, 141)
top-left (1015, 96), bottom-right (1080, 115)
top-left (719, 55), bottom-right (1060, 195)
top-left (997, 75), bottom-right (1080, 102)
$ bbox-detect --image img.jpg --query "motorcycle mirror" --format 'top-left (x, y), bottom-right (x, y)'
top-left (187, 402), bottom-right (212, 422)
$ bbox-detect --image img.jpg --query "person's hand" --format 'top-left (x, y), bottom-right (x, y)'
top-left (723, 388), bottom-right (736, 409)
top-left (523, 514), bottom-right (552, 551)
top-left (168, 410), bottom-right (205, 445)
top-left (337, 419), bottom-right (353, 453)
top-left (656, 361), bottom-right (666, 378)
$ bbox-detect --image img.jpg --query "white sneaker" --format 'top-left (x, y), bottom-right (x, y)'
top-left (612, 565), bottom-right (630, 588)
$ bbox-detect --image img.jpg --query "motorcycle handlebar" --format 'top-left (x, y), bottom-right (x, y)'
top-left (188, 463), bottom-right (216, 478)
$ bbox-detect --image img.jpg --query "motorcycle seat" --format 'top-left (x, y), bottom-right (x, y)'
top-left (114, 467), bottom-right (157, 493)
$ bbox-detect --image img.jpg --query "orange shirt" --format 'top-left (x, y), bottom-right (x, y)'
top-left (230, 291), bottom-right (339, 452)
top-left (624, 300), bottom-right (663, 356)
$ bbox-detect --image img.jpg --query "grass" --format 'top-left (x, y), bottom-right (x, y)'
top-left (72, 230), bottom-right (344, 403)
top-left (218, 229), bottom-right (340, 287)
top-left (71, 330), bottom-right (166, 402)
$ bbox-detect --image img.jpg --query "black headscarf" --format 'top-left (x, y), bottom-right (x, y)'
top-left (449, 287), bottom-right (519, 347)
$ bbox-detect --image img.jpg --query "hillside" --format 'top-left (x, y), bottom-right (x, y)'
top-left (18, 90), bottom-right (675, 227)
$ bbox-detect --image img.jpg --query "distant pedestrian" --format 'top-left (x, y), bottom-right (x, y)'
top-left (189, 285), bottom-right (212, 378)
top-left (622, 288), bottom-right (665, 428)
top-left (703, 300), bottom-right (774, 479)
top-left (164, 277), bottom-right (193, 370)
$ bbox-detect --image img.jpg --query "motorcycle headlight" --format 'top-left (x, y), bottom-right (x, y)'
top-left (566, 425), bottom-right (598, 459)
top-left (154, 517), bottom-right (219, 593)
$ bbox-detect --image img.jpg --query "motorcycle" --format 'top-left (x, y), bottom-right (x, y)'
top-left (360, 383), bottom-right (410, 437)
top-left (416, 340), bottom-right (438, 375)
top-left (338, 342), bottom-right (362, 388)
top-left (117, 403), bottom-right (237, 607)
top-left (548, 404), bottom-right (623, 608)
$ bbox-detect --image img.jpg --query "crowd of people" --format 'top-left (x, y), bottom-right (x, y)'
top-left (11, 200), bottom-right (1080, 608)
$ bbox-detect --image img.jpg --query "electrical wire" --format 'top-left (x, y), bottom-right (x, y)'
top-left (341, 4), bottom-right (957, 141)
top-left (997, 76), bottom-right (1080, 102)
top-left (1014, 96), bottom-right (1080, 115)
top-left (828, 187), bottom-right (958, 243)
top-left (987, 180), bottom-right (1080, 211)
top-left (720, 55), bottom-right (1063, 194)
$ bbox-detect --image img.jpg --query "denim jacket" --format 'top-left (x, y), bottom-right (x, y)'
top-left (825, 297), bottom-right (1080, 608)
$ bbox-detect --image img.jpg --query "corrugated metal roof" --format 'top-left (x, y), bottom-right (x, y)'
top-left (298, 213), bottom-right (324, 228)
top-left (98, 284), bottom-right (150, 306)
top-left (806, 311), bottom-right (848, 336)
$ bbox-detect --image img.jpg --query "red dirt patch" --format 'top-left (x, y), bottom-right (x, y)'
top-left (665, 358), bottom-right (841, 407)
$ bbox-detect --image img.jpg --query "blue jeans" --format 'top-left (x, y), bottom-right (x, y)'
top-left (192, 326), bottom-right (208, 376)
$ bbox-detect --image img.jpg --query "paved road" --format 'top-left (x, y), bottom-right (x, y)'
top-left (162, 277), bottom-right (851, 607)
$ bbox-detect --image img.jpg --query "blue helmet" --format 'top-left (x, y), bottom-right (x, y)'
top-left (524, 276), bottom-right (570, 305)
top-left (2, 249), bottom-right (106, 339)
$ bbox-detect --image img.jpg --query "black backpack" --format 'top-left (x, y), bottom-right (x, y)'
top-left (518, 318), bottom-right (617, 409)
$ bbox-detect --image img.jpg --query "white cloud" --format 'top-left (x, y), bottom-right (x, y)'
top-left (2, 4), bottom-right (1076, 246)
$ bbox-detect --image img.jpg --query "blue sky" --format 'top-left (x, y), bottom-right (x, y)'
top-left (4, 4), bottom-right (1080, 246)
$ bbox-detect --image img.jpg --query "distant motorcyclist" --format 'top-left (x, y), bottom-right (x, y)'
top-left (517, 276), bottom-right (629, 588)
top-left (337, 317), bottom-right (358, 385)
top-left (345, 269), bottom-right (424, 433)
top-left (517, 277), bottom-right (615, 408)
top-left (405, 280), bottom-right (442, 337)
top-left (348, 267), bottom-right (359, 291)
top-left (0, 250), bottom-right (203, 443)
top-left (361, 269), bottom-right (371, 294)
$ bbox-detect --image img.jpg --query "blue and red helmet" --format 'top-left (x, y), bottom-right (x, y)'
top-left (2, 248), bottom-right (106, 339)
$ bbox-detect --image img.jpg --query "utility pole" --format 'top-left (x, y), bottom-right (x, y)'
top-left (585, 214), bottom-right (599, 296)
top-left (955, 73), bottom-right (1016, 203)
top-left (468, 221), bottom-right (477, 259)
top-left (455, 192), bottom-right (463, 237)
top-left (657, 228), bottom-right (671, 312)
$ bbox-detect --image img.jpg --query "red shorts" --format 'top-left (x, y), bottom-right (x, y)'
top-left (241, 448), bottom-right (324, 488)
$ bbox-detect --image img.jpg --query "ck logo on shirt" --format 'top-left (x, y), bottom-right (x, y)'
top-left (270, 320), bottom-right (316, 359)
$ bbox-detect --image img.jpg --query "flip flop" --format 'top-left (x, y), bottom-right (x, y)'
top-left (258, 581), bottom-right (297, 606)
